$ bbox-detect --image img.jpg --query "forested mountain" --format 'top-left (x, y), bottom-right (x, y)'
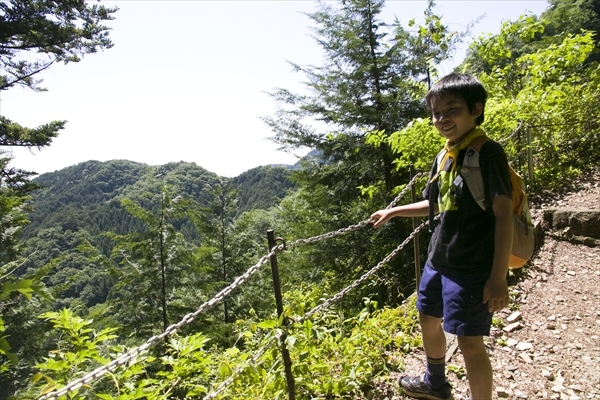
top-left (232, 164), bottom-right (297, 214)
top-left (24, 159), bottom-right (295, 239)
top-left (13, 159), bottom-right (295, 317)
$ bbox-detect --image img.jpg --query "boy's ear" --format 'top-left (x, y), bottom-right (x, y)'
top-left (472, 102), bottom-right (483, 118)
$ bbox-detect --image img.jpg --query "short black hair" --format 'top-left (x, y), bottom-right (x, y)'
top-left (425, 73), bottom-right (488, 125)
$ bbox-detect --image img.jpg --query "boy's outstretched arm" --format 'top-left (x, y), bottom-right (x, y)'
top-left (370, 199), bottom-right (431, 229)
top-left (483, 194), bottom-right (513, 312)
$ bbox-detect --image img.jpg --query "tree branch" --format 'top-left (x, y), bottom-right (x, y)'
top-left (0, 60), bottom-right (55, 91)
top-left (0, 250), bottom-right (38, 281)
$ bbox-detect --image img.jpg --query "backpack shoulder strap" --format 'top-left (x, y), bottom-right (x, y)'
top-left (428, 149), bottom-right (445, 232)
top-left (461, 136), bottom-right (490, 210)
top-left (466, 135), bottom-right (489, 153)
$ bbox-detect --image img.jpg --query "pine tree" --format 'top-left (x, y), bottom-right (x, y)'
top-left (263, 0), bottom-right (459, 194)
top-left (106, 186), bottom-right (207, 341)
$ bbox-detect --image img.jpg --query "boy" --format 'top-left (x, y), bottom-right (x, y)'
top-left (370, 73), bottom-right (513, 400)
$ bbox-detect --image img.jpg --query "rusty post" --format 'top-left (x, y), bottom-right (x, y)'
top-left (267, 230), bottom-right (295, 400)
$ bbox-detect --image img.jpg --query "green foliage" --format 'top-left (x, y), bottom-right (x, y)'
top-left (365, 118), bottom-right (442, 197)
top-left (541, 0), bottom-right (600, 62)
top-left (195, 293), bottom-right (421, 399)
top-left (232, 166), bottom-right (296, 215)
top-left (0, 150), bottom-right (37, 261)
top-left (23, 309), bottom-right (117, 399)
top-left (14, 292), bottom-right (421, 399)
top-left (461, 0), bottom-right (600, 74)
top-left (0, 0), bottom-right (117, 92)
top-left (0, 254), bottom-right (52, 378)
top-left (461, 15), bottom-right (547, 76)
top-left (21, 307), bottom-right (212, 399)
top-left (105, 184), bottom-right (210, 340)
top-left (285, 297), bottom-right (419, 398)
top-left (447, 364), bottom-right (465, 379)
top-left (0, 261), bottom-right (43, 367)
top-left (197, 179), bottom-right (240, 328)
top-left (211, 294), bottom-right (421, 399)
top-left (263, 0), bottom-right (462, 194)
top-left (491, 317), bottom-right (505, 329)
top-left (24, 161), bottom-right (290, 240)
top-left (469, 21), bottom-right (600, 190)
top-left (0, 116), bottom-right (65, 148)
top-left (406, 1), bottom-right (470, 89)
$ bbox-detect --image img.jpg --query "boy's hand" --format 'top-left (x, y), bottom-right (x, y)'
top-left (482, 276), bottom-right (509, 313)
top-left (370, 209), bottom-right (392, 228)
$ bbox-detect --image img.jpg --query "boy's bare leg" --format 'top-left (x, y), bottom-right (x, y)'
top-left (457, 335), bottom-right (493, 400)
top-left (419, 313), bottom-right (446, 359)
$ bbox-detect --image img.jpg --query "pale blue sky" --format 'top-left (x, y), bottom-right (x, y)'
top-left (1, 1), bottom-right (548, 177)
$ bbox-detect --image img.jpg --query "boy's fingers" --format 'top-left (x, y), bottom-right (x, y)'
top-left (487, 296), bottom-right (509, 312)
top-left (370, 213), bottom-right (385, 228)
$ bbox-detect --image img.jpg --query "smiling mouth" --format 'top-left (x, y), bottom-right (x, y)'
top-left (442, 125), bottom-right (455, 132)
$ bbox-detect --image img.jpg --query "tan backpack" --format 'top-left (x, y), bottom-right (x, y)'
top-left (457, 136), bottom-right (535, 268)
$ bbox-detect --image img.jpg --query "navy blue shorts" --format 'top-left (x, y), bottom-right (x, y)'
top-left (416, 262), bottom-right (493, 336)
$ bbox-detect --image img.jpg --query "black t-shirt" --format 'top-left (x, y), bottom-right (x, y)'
top-left (423, 141), bottom-right (512, 274)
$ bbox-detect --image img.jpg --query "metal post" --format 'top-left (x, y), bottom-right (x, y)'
top-left (527, 126), bottom-right (534, 183)
top-left (266, 230), bottom-right (295, 400)
top-left (410, 165), bottom-right (421, 289)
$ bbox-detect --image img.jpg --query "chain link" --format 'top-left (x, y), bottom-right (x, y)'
top-left (38, 249), bottom-right (279, 400)
top-left (497, 120), bottom-right (524, 147)
top-left (287, 219), bottom-right (371, 247)
top-left (385, 172), bottom-right (427, 210)
top-left (298, 220), bottom-right (428, 322)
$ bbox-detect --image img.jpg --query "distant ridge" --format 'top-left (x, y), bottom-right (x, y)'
top-left (25, 160), bottom-right (297, 239)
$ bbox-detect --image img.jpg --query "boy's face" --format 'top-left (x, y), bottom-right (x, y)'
top-left (430, 94), bottom-right (482, 143)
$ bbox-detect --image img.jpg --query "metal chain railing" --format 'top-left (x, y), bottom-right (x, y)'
top-left (386, 171), bottom-right (427, 209)
top-left (38, 248), bottom-right (282, 400)
top-left (208, 217), bottom-right (429, 397)
top-left (298, 220), bottom-right (429, 322)
top-left (288, 172), bottom-right (426, 248)
top-left (496, 120), bottom-right (525, 147)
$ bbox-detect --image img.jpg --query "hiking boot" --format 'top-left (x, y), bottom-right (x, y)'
top-left (399, 374), bottom-right (452, 400)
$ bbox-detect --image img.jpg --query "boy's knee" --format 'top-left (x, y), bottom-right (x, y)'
top-left (419, 312), bottom-right (442, 330)
top-left (457, 335), bottom-right (487, 358)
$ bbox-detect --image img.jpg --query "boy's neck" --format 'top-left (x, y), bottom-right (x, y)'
top-left (450, 126), bottom-right (479, 145)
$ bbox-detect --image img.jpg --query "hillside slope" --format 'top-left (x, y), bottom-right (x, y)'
top-left (24, 160), bottom-right (295, 238)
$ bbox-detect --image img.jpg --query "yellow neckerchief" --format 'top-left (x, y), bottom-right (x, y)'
top-left (430, 127), bottom-right (486, 183)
